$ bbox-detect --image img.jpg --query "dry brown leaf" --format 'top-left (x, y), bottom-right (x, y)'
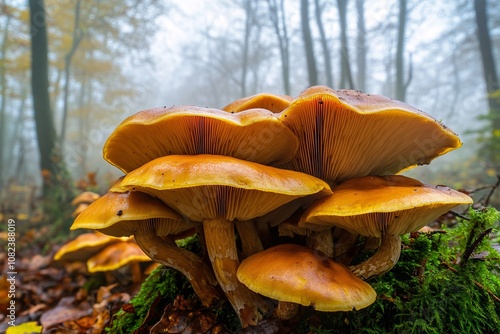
top-left (149, 295), bottom-right (225, 334)
top-left (96, 283), bottom-right (118, 303)
top-left (40, 296), bottom-right (92, 329)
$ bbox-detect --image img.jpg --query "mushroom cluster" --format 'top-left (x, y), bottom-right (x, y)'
top-left (71, 86), bottom-right (472, 328)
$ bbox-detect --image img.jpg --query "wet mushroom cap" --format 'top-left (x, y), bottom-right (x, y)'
top-left (300, 175), bottom-right (473, 237)
top-left (87, 240), bottom-right (151, 273)
top-left (70, 191), bottom-right (190, 237)
top-left (110, 154), bottom-right (332, 222)
top-left (222, 92), bottom-right (293, 113)
top-left (54, 231), bottom-right (127, 262)
top-left (237, 244), bottom-right (376, 312)
top-left (103, 106), bottom-right (299, 173)
top-left (278, 86), bottom-right (462, 183)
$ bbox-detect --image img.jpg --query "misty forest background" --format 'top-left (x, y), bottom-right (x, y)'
top-left (1, 0), bottom-right (500, 229)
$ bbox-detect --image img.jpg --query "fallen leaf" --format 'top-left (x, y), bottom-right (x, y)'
top-left (5, 321), bottom-right (42, 334)
top-left (40, 296), bottom-right (92, 329)
top-left (121, 303), bottom-right (135, 313)
top-left (96, 283), bottom-right (118, 302)
top-left (150, 295), bottom-right (223, 334)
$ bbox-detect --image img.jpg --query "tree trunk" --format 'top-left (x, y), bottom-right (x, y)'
top-left (29, 0), bottom-right (58, 195)
top-left (0, 14), bottom-right (11, 187)
top-left (60, 0), bottom-right (83, 148)
top-left (241, 0), bottom-right (253, 97)
top-left (337, 0), bottom-right (354, 88)
top-left (6, 86), bottom-right (28, 182)
top-left (474, 0), bottom-right (500, 165)
top-left (395, 0), bottom-right (407, 101)
top-left (356, 0), bottom-right (366, 92)
top-left (267, 0), bottom-right (290, 95)
top-left (314, 0), bottom-right (333, 87)
top-left (301, 0), bottom-right (318, 86)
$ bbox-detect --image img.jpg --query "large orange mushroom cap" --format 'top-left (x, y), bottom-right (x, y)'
top-left (278, 86), bottom-right (462, 183)
top-left (237, 244), bottom-right (376, 312)
top-left (300, 175), bottom-right (472, 279)
top-left (70, 191), bottom-right (190, 237)
top-left (103, 105), bottom-right (298, 173)
top-left (300, 175), bottom-right (473, 237)
top-left (222, 92), bottom-right (293, 113)
top-left (111, 154), bottom-right (332, 222)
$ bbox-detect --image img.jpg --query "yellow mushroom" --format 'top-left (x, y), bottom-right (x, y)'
top-left (278, 86), bottom-right (462, 184)
top-left (237, 244), bottom-right (376, 320)
top-left (301, 175), bottom-right (473, 279)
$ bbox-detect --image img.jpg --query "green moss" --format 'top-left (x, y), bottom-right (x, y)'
top-left (107, 265), bottom-right (184, 333)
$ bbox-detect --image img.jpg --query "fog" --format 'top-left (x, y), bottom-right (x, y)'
top-left (1, 0), bottom-right (499, 202)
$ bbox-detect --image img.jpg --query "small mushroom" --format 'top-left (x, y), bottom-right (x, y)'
top-left (237, 244), bottom-right (377, 320)
top-left (71, 203), bottom-right (89, 218)
top-left (222, 92), bottom-right (293, 113)
top-left (300, 175), bottom-right (473, 279)
top-left (112, 154), bottom-right (332, 327)
top-left (53, 231), bottom-right (126, 262)
top-left (87, 239), bottom-right (152, 284)
top-left (71, 191), bottom-right (100, 206)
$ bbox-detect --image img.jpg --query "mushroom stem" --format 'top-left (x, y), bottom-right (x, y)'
top-left (349, 234), bottom-right (402, 280)
top-left (235, 220), bottom-right (264, 259)
top-left (104, 271), bottom-right (115, 284)
top-left (130, 262), bottom-right (143, 285)
top-left (275, 301), bottom-right (299, 320)
top-left (255, 220), bottom-right (273, 248)
top-left (204, 218), bottom-right (268, 327)
top-left (306, 229), bottom-right (334, 258)
top-left (332, 228), bottom-right (359, 265)
top-left (134, 224), bottom-right (221, 306)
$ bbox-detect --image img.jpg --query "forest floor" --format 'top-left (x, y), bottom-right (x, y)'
top-left (1, 180), bottom-right (500, 334)
top-left (0, 226), bottom-right (139, 333)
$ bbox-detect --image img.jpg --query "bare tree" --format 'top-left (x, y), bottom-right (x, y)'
top-left (395, 0), bottom-right (409, 101)
top-left (60, 0), bottom-right (84, 147)
top-left (267, 0), bottom-right (291, 95)
top-left (356, 0), bottom-right (366, 91)
top-left (301, 0), bottom-right (318, 86)
top-left (0, 12), bottom-right (11, 186)
top-left (337, 0), bottom-right (354, 88)
top-left (241, 0), bottom-right (253, 97)
top-left (29, 0), bottom-right (58, 194)
top-left (474, 0), bottom-right (500, 165)
top-left (314, 0), bottom-right (333, 87)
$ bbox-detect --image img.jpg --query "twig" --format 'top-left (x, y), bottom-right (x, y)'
top-left (460, 227), bottom-right (493, 267)
top-left (418, 258), bottom-right (427, 285)
top-left (442, 262), bottom-right (500, 303)
top-left (448, 210), bottom-right (470, 221)
top-left (483, 175), bottom-right (500, 207)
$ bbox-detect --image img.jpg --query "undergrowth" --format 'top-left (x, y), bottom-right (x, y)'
top-left (107, 265), bottom-right (185, 333)
top-left (109, 208), bottom-right (500, 333)
top-left (303, 207), bottom-right (500, 334)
